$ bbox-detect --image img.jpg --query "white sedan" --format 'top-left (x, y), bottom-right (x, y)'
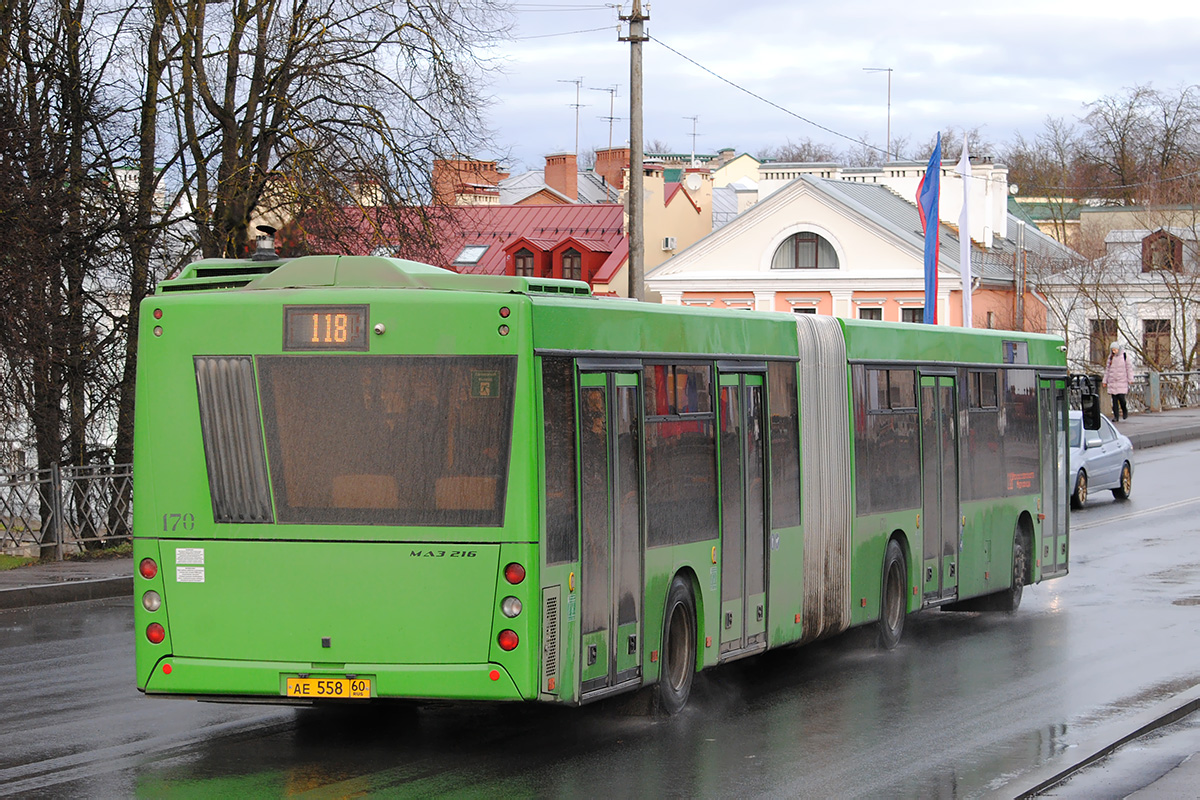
top-left (1068, 409), bottom-right (1134, 509)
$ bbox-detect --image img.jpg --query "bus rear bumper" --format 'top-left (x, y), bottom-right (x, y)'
top-left (141, 656), bottom-right (526, 702)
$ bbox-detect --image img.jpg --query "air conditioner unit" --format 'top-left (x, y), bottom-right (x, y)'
top-left (662, 236), bottom-right (677, 251)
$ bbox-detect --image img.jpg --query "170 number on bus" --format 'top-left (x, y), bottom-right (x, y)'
top-left (162, 513), bottom-right (195, 532)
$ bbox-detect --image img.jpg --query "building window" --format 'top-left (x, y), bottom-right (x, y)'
top-left (514, 248), bottom-right (534, 277)
top-left (771, 231), bottom-right (839, 269)
top-left (1142, 230), bottom-right (1183, 272)
top-left (452, 245), bottom-right (488, 268)
top-left (901, 308), bottom-right (924, 323)
top-left (562, 248), bottom-right (582, 281)
top-left (1090, 318), bottom-right (1118, 365)
top-left (986, 311), bottom-right (997, 329)
top-left (859, 307), bottom-right (883, 321)
top-left (793, 307), bottom-right (817, 314)
top-left (1143, 319), bottom-right (1172, 369)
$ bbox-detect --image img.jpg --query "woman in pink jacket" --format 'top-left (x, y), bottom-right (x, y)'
top-left (1102, 342), bottom-right (1135, 420)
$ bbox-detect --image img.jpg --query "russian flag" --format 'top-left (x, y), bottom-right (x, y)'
top-left (916, 133), bottom-right (941, 324)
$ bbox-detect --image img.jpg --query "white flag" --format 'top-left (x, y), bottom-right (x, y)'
top-left (957, 138), bottom-right (972, 328)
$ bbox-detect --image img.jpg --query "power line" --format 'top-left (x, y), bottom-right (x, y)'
top-left (513, 25), bottom-right (616, 40)
top-left (651, 36), bottom-right (888, 157)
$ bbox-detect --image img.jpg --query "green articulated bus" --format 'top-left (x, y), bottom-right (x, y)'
top-left (133, 254), bottom-right (1070, 712)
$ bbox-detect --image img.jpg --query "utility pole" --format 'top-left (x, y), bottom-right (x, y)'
top-left (557, 77), bottom-right (585, 158)
top-left (589, 84), bottom-right (620, 151)
top-left (863, 67), bottom-right (893, 161)
top-left (684, 115), bottom-right (699, 166)
top-left (619, 1), bottom-right (648, 301)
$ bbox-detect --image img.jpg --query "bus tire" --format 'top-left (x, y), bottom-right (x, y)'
top-left (878, 539), bottom-right (907, 650)
top-left (994, 526), bottom-right (1027, 613)
top-left (657, 575), bottom-right (697, 715)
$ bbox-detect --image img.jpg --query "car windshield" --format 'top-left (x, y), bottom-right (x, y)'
top-left (1069, 419), bottom-right (1081, 448)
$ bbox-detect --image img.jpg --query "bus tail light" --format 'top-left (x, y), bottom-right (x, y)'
top-left (504, 562), bottom-right (525, 585)
top-left (146, 623), bottom-right (166, 644)
top-left (498, 630), bottom-right (519, 651)
top-left (501, 596), bottom-right (522, 618)
top-left (139, 558), bottom-right (158, 579)
top-left (142, 591), bottom-right (162, 612)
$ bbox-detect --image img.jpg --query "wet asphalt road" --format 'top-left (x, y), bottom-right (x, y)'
top-left (2, 440), bottom-right (1198, 798)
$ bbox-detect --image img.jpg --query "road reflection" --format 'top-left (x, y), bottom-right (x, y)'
top-left (132, 602), bottom-right (1079, 797)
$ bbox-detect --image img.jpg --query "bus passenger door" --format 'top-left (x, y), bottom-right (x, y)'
top-left (718, 372), bottom-right (768, 658)
top-left (920, 374), bottom-right (961, 602)
top-left (578, 371), bottom-right (643, 697)
top-left (1039, 377), bottom-right (1069, 577)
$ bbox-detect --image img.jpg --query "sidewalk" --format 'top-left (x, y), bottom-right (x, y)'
top-left (0, 556), bottom-right (132, 610)
top-left (1110, 404), bottom-right (1200, 450)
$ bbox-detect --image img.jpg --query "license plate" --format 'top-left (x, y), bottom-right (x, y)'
top-left (285, 677), bottom-right (371, 699)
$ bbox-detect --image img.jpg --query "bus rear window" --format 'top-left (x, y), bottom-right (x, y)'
top-left (257, 355), bottom-right (516, 527)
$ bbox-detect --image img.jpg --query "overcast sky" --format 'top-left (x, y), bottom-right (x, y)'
top-left (481, 1), bottom-right (1200, 171)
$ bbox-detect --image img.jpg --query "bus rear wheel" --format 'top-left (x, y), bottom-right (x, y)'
top-left (994, 527), bottom-right (1027, 613)
top-left (878, 539), bottom-right (907, 650)
top-left (657, 575), bottom-right (697, 715)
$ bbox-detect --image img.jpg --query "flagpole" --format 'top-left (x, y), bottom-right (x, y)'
top-left (957, 138), bottom-right (973, 328)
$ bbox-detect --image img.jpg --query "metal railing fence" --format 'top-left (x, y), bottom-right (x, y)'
top-left (1127, 371), bottom-right (1200, 412)
top-left (0, 463), bottom-right (132, 560)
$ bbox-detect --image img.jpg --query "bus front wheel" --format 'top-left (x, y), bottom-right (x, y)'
top-left (878, 539), bottom-right (907, 649)
top-left (657, 575), bottom-right (697, 714)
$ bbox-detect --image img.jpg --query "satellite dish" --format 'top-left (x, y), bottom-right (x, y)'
top-left (1009, 183), bottom-right (1019, 196)
top-left (685, 173), bottom-right (703, 191)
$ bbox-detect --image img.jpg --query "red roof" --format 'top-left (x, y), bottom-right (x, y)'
top-left (425, 204), bottom-right (625, 276)
top-left (284, 203), bottom-right (627, 282)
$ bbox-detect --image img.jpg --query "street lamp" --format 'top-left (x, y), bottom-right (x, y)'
top-left (863, 67), bottom-right (893, 162)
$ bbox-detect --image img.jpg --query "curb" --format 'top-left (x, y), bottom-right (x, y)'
top-left (1000, 683), bottom-right (1200, 798)
top-left (0, 576), bottom-right (134, 610)
top-left (1126, 425), bottom-right (1200, 450)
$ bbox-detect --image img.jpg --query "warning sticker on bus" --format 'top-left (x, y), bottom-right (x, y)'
top-left (176, 566), bottom-right (205, 583)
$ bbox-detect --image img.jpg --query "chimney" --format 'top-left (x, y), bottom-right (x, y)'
top-left (431, 158), bottom-right (502, 205)
top-left (544, 153), bottom-right (578, 202)
top-left (594, 146), bottom-right (631, 192)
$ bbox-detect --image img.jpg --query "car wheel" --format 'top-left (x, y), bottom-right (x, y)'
top-left (1112, 462), bottom-right (1132, 500)
top-left (1071, 470), bottom-right (1087, 509)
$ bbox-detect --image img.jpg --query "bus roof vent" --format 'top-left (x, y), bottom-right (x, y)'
top-left (158, 255), bottom-right (594, 296)
top-left (157, 259), bottom-right (286, 293)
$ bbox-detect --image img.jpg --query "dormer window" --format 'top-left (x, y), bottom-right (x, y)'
top-left (562, 248), bottom-right (582, 281)
top-left (514, 248), bottom-right (534, 277)
top-left (1142, 230), bottom-right (1183, 273)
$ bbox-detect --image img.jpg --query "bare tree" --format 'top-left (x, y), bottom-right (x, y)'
top-left (152, 0), bottom-right (511, 259)
top-left (0, 0), bottom-right (126, 556)
top-left (755, 137), bottom-right (838, 163)
top-left (1004, 118), bottom-right (1091, 251)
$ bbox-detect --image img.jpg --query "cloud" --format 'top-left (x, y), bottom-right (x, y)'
top-left (483, 1), bottom-right (1200, 168)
